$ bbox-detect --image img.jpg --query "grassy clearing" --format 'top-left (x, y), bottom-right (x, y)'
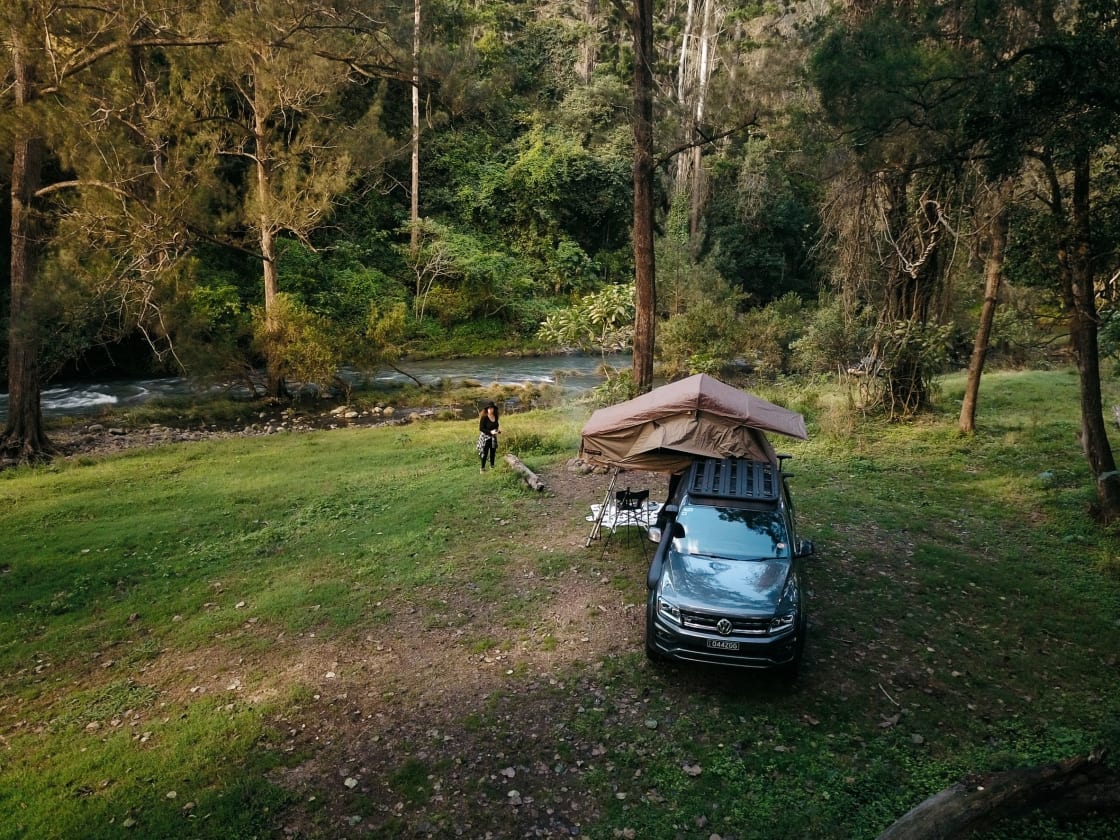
top-left (2, 369), bottom-right (1120, 839)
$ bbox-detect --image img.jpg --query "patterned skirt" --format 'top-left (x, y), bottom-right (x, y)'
top-left (477, 432), bottom-right (496, 457)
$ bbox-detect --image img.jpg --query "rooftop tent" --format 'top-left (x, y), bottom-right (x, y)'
top-left (579, 373), bottom-right (808, 474)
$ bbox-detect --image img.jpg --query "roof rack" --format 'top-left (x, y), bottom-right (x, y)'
top-left (686, 457), bottom-right (779, 502)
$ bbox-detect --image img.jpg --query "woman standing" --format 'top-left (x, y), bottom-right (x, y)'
top-left (477, 401), bottom-right (501, 472)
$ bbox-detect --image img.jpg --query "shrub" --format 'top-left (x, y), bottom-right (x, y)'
top-left (790, 294), bottom-right (876, 375)
top-left (738, 292), bottom-right (806, 378)
top-left (658, 298), bottom-right (745, 378)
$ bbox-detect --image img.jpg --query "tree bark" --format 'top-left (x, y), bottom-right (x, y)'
top-left (2, 28), bottom-right (53, 461)
top-left (1063, 151), bottom-right (1120, 521)
top-left (879, 168), bottom-right (940, 416)
top-left (687, 0), bottom-right (714, 248)
top-left (253, 78), bottom-right (285, 399)
top-left (504, 453), bottom-right (546, 491)
top-left (959, 181), bottom-right (1011, 434)
top-left (410, 0), bottom-right (421, 258)
top-left (876, 749), bottom-right (1120, 840)
top-left (631, 0), bottom-right (657, 394)
top-left (577, 0), bottom-right (599, 84)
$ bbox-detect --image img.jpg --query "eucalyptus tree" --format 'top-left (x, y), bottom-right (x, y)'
top-left (176, 0), bottom-right (398, 398)
top-left (811, 6), bottom-right (977, 417)
top-left (587, 0), bottom-right (654, 393)
top-left (812, 0), bottom-right (1120, 519)
top-left (1, 0), bottom-right (217, 461)
top-left (973, 0), bottom-right (1120, 519)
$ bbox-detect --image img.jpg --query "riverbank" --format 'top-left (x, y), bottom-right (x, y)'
top-left (1, 353), bottom-right (628, 426)
top-left (15, 378), bottom-right (570, 469)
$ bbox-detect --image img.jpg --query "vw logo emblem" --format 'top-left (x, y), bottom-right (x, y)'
top-left (716, 619), bottom-right (733, 636)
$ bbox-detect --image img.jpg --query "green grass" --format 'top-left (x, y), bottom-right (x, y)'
top-left (3, 370), bottom-right (1120, 838)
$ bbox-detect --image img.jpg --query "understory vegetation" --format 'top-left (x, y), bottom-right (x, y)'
top-left (2, 369), bottom-right (1119, 838)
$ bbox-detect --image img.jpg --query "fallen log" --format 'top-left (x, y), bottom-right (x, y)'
top-left (504, 453), bottom-right (546, 491)
top-left (877, 748), bottom-right (1120, 840)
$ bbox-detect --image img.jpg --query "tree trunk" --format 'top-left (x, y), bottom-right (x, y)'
top-left (959, 181), bottom-right (1011, 434)
top-left (879, 169), bottom-right (939, 416)
top-left (253, 84), bottom-right (285, 399)
top-left (504, 453), bottom-right (546, 491)
top-left (687, 0), bottom-right (714, 249)
top-left (410, 0), bottom-right (421, 258)
top-left (2, 31), bottom-right (52, 461)
top-left (876, 749), bottom-right (1120, 840)
top-left (577, 0), bottom-right (599, 84)
top-left (1064, 151), bottom-right (1120, 521)
top-left (631, 0), bottom-right (656, 394)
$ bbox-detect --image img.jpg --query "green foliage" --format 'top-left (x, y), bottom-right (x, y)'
top-left (160, 258), bottom-right (255, 382)
top-left (738, 292), bottom-right (809, 378)
top-left (866, 318), bottom-right (956, 417)
top-left (251, 294), bottom-right (342, 394)
top-left (590, 367), bottom-right (635, 405)
top-left (537, 283), bottom-right (635, 354)
top-left (404, 220), bottom-right (542, 333)
top-left (790, 294), bottom-right (876, 375)
top-left (658, 298), bottom-right (745, 377)
top-left (699, 140), bottom-right (822, 304)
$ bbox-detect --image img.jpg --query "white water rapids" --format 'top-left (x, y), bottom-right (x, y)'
top-left (0, 354), bottom-right (629, 422)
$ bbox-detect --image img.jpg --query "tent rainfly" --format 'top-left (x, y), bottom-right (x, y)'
top-left (579, 373), bottom-right (808, 474)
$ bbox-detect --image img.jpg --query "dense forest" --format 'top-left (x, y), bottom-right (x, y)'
top-left (3, 1), bottom-right (1120, 508)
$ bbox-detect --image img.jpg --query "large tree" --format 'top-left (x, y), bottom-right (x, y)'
top-left (956, 0), bottom-right (1120, 518)
top-left (628, 0), bottom-right (657, 393)
top-left (813, 0), bottom-right (1120, 518)
top-left (812, 8), bottom-right (968, 416)
top-left (176, 1), bottom-right (396, 398)
top-left (1, 1), bottom-right (214, 461)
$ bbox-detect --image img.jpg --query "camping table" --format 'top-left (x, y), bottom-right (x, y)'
top-left (585, 499), bottom-right (663, 534)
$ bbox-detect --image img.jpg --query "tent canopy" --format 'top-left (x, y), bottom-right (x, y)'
top-left (579, 373), bottom-right (807, 473)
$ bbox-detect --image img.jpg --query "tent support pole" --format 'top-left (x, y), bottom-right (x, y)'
top-left (584, 468), bottom-right (619, 547)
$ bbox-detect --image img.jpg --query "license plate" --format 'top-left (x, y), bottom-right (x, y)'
top-left (707, 639), bottom-right (740, 651)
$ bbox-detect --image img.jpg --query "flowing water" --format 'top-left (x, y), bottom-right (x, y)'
top-left (0, 354), bottom-right (630, 422)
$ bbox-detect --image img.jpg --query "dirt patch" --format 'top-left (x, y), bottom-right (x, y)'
top-left (259, 462), bottom-right (672, 838)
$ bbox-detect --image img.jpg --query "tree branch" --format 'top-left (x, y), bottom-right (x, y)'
top-left (655, 116), bottom-right (759, 169)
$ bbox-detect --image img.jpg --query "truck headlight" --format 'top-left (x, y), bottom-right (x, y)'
top-left (657, 597), bottom-right (681, 624)
top-left (769, 613), bottom-right (795, 633)
top-left (770, 576), bottom-right (800, 634)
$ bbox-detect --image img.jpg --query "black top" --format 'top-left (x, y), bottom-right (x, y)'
top-left (479, 414), bottom-right (500, 436)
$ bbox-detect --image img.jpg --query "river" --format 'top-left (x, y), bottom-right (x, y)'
top-left (0, 354), bottom-right (630, 422)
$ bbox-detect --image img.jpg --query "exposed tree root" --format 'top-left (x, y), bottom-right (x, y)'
top-left (0, 430), bottom-right (57, 466)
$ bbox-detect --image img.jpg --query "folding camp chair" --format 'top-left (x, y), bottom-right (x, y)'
top-left (600, 487), bottom-right (652, 557)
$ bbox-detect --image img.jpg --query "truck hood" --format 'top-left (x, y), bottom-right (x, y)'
top-left (661, 551), bottom-right (789, 615)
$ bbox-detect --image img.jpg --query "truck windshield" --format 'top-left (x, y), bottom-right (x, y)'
top-left (675, 504), bottom-right (790, 560)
